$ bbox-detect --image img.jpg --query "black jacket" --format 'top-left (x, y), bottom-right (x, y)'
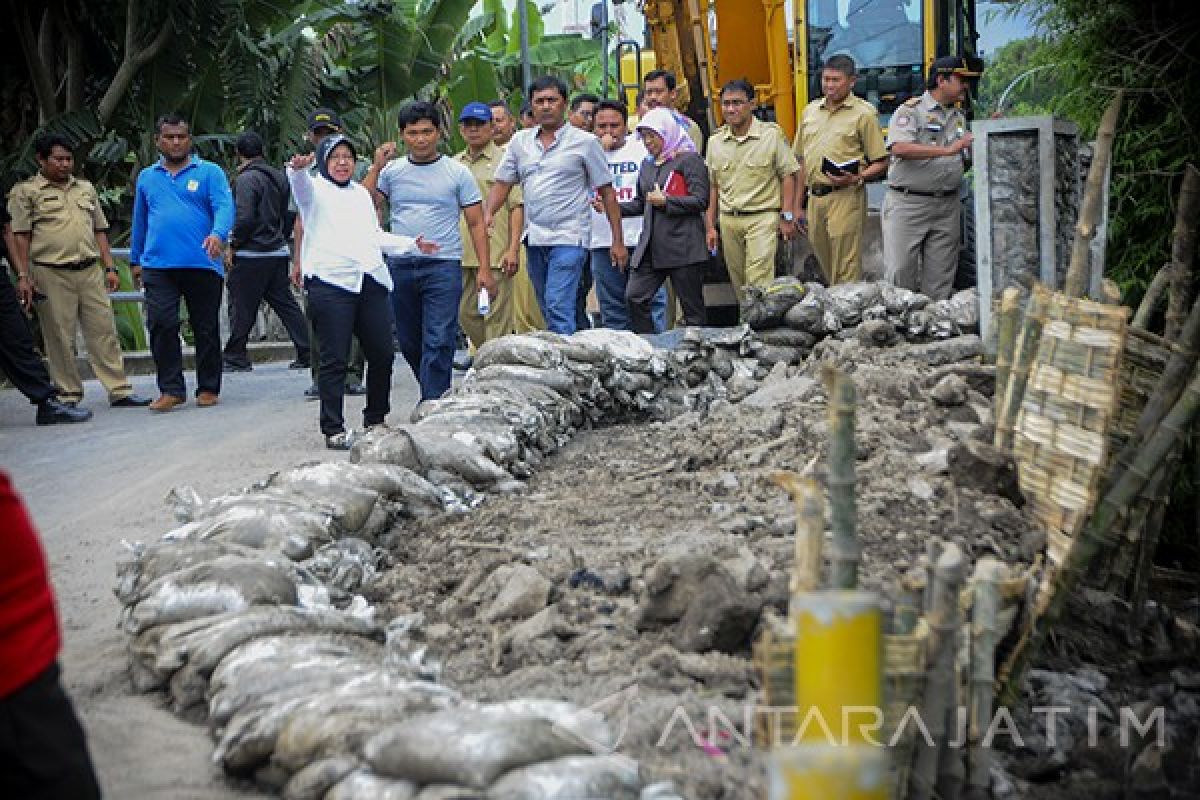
top-left (230, 158), bottom-right (293, 252)
top-left (619, 151), bottom-right (710, 270)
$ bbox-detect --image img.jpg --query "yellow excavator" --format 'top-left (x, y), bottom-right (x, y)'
top-left (630, 0), bottom-right (985, 139)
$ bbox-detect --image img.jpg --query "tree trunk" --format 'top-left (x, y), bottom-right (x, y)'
top-left (11, 1), bottom-right (60, 123)
top-left (1164, 164), bottom-right (1200, 341)
top-left (1064, 91), bottom-right (1124, 298)
top-left (96, 0), bottom-right (174, 128)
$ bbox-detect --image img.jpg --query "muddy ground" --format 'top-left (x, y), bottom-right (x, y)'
top-left (6, 334), bottom-right (1198, 799)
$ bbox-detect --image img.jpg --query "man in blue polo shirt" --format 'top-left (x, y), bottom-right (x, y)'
top-left (130, 113), bottom-right (234, 411)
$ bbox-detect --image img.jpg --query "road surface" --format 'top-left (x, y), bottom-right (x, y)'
top-left (0, 360), bottom-right (422, 799)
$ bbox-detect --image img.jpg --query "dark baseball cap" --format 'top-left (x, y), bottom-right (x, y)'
top-left (306, 108), bottom-right (343, 132)
top-left (458, 102), bottom-right (494, 123)
top-left (928, 55), bottom-right (982, 83)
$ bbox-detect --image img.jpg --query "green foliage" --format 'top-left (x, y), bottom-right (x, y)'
top-left (1013, 0), bottom-right (1198, 304)
top-left (974, 37), bottom-right (1060, 117)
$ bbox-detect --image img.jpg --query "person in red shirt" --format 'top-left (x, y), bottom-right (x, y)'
top-left (0, 471), bottom-right (102, 799)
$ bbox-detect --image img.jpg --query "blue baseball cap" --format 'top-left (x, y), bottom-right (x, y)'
top-left (458, 102), bottom-right (494, 123)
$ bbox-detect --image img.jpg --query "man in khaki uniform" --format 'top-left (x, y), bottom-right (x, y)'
top-left (7, 134), bottom-right (150, 408)
top-left (642, 69), bottom-right (705, 153)
top-left (705, 79), bottom-right (800, 300)
top-left (455, 102), bottom-right (524, 347)
top-left (882, 55), bottom-right (979, 300)
top-left (792, 55), bottom-right (888, 284)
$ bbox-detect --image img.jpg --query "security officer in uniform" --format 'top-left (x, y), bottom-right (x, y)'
top-left (792, 54), bottom-right (888, 285)
top-left (7, 133), bottom-right (150, 409)
top-left (705, 79), bottom-right (800, 302)
top-left (882, 55), bottom-right (980, 300)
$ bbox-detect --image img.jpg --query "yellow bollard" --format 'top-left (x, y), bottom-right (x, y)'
top-left (791, 591), bottom-right (883, 745)
top-left (769, 744), bottom-right (889, 800)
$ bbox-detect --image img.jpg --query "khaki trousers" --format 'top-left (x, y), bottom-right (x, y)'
top-left (30, 263), bottom-right (133, 402)
top-left (510, 250), bottom-right (546, 333)
top-left (881, 190), bottom-right (961, 301)
top-left (808, 186), bottom-right (867, 285)
top-left (459, 266), bottom-right (514, 349)
top-left (719, 210), bottom-right (778, 301)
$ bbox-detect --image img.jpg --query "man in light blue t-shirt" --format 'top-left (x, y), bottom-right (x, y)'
top-left (364, 101), bottom-right (495, 402)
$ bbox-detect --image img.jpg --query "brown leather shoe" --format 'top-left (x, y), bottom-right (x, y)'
top-left (196, 391), bottom-right (219, 407)
top-left (149, 394), bottom-right (185, 412)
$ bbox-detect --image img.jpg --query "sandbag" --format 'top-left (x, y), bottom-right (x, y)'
top-left (470, 365), bottom-right (579, 396)
top-left (161, 505), bottom-right (330, 559)
top-left (115, 540), bottom-right (264, 606)
top-left (826, 281), bottom-right (884, 326)
top-left (740, 277), bottom-right (806, 330)
top-left (881, 283), bottom-right (929, 315)
top-left (487, 755), bottom-right (642, 800)
top-left (119, 556), bottom-right (298, 635)
top-left (268, 461), bottom-right (440, 511)
top-left (326, 771), bottom-right (418, 800)
top-left (364, 708), bottom-right (587, 789)
top-left (280, 755), bottom-right (360, 800)
top-left (473, 335), bottom-right (566, 371)
top-left (756, 328), bottom-right (817, 349)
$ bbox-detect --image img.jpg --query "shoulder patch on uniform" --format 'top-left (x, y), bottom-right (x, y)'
top-left (903, 96), bottom-right (921, 107)
top-left (891, 109), bottom-right (917, 131)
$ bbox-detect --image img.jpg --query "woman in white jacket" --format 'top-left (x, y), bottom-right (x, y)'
top-left (288, 134), bottom-right (437, 449)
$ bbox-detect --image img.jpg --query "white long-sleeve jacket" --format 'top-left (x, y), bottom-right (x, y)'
top-left (287, 166), bottom-right (420, 293)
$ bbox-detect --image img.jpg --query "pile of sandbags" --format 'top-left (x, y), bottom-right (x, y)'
top-left (741, 277), bottom-right (980, 345)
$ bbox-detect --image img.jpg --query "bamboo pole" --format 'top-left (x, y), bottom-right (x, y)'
top-left (1132, 264), bottom-right (1171, 330)
top-left (993, 288), bottom-right (1022, 408)
top-left (893, 568), bottom-right (926, 635)
top-left (773, 472), bottom-right (827, 593)
top-left (1003, 362), bottom-right (1200, 704)
top-left (966, 558), bottom-right (1007, 800)
top-left (1064, 91), bottom-right (1124, 298)
top-left (824, 366), bottom-right (859, 589)
top-left (1105, 294), bottom-right (1200, 494)
top-left (909, 542), bottom-right (967, 800)
top-left (1164, 164), bottom-right (1200, 342)
top-left (995, 287), bottom-right (1049, 451)
top-left (1099, 279), bottom-right (1122, 305)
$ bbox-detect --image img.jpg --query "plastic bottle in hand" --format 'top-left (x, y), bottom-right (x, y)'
top-left (477, 287), bottom-right (490, 316)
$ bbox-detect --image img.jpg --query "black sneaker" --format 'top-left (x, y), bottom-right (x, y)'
top-left (223, 360), bottom-right (253, 373)
top-left (304, 384), bottom-right (320, 400)
top-left (36, 398), bottom-right (93, 425)
top-left (345, 381), bottom-right (367, 396)
top-left (289, 358), bottom-right (310, 369)
top-left (111, 394), bottom-right (153, 408)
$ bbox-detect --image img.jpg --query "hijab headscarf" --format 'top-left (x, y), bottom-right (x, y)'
top-left (636, 107), bottom-right (697, 164)
top-left (316, 133), bottom-right (357, 187)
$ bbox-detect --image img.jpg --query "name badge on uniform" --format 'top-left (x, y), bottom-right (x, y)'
top-left (926, 123), bottom-right (943, 132)
top-left (186, 179), bottom-right (199, 192)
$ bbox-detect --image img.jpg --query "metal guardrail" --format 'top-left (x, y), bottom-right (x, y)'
top-left (109, 248), bottom-right (145, 305)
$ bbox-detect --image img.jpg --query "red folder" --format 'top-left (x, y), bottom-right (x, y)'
top-left (662, 170), bottom-right (688, 197)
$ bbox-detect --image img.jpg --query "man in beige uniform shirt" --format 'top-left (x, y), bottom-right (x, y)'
top-left (7, 133), bottom-right (150, 408)
top-left (882, 55), bottom-right (979, 300)
top-left (642, 69), bottom-right (705, 153)
top-left (455, 102), bottom-right (524, 346)
top-left (705, 79), bottom-right (800, 300)
top-left (793, 55), bottom-right (888, 284)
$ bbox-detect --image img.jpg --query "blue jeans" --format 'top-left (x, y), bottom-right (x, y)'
top-left (525, 245), bottom-right (587, 334)
top-left (590, 248), bottom-right (667, 332)
top-left (388, 256), bottom-right (462, 401)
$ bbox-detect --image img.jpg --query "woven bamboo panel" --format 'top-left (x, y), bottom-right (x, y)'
top-left (1111, 328), bottom-right (1174, 452)
top-left (753, 628), bottom-right (797, 748)
top-left (1013, 289), bottom-right (1130, 565)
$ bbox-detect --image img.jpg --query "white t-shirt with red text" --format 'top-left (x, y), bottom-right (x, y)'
top-left (590, 136), bottom-right (649, 249)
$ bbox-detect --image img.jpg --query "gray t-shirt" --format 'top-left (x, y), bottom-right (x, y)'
top-left (376, 155), bottom-right (482, 260)
top-left (495, 123), bottom-right (612, 247)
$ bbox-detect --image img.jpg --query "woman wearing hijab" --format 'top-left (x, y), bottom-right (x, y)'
top-left (287, 134), bottom-right (438, 449)
top-left (620, 107), bottom-right (710, 333)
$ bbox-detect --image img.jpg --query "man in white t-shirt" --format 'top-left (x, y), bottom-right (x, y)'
top-left (589, 100), bottom-right (666, 331)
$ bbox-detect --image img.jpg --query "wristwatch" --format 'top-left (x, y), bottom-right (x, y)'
top-left (781, 211), bottom-right (795, 223)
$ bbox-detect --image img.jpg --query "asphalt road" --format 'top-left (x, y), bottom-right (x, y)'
top-left (0, 360), bottom-right (422, 799)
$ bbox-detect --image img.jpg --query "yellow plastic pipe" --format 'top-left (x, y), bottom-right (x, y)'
top-left (791, 591), bottom-right (883, 744)
top-left (770, 744), bottom-right (889, 800)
